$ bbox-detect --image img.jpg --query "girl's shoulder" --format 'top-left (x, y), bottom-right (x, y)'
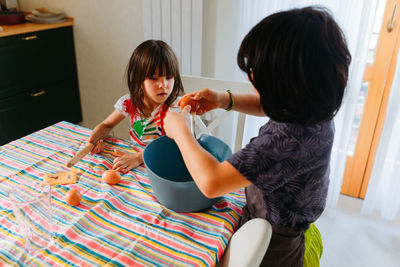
top-left (116, 94), bottom-right (131, 103)
top-left (114, 94), bottom-right (134, 117)
top-left (158, 97), bottom-right (181, 114)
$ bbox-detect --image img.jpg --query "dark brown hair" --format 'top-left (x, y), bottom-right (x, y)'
top-left (237, 6), bottom-right (351, 125)
top-left (127, 40), bottom-right (184, 117)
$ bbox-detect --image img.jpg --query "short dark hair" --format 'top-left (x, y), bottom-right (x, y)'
top-left (237, 6), bottom-right (351, 125)
top-left (127, 40), bottom-right (184, 117)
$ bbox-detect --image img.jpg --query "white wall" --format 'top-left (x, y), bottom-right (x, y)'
top-left (19, 0), bottom-right (144, 140)
top-left (18, 0), bottom-right (248, 143)
top-left (202, 0), bottom-right (250, 148)
top-left (201, 0), bottom-right (217, 78)
top-left (202, 0), bottom-right (243, 81)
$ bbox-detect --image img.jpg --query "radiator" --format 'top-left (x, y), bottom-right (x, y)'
top-left (142, 0), bottom-right (203, 76)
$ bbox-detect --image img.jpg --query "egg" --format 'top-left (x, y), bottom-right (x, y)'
top-left (102, 170), bottom-right (122, 185)
top-left (65, 188), bottom-right (82, 206)
top-left (179, 95), bottom-right (197, 112)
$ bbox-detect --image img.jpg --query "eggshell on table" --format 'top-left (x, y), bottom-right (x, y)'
top-left (102, 170), bottom-right (122, 185)
top-left (65, 188), bottom-right (82, 206)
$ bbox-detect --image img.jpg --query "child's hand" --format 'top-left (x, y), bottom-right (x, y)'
top-left (179, 95), bottom-right (198, 113)
top-left (87, 137), bottom-right (104, 155)
top-left (178, 88), bottom-right (223, 115)
top-left (164, 106), bottom-right (192, 140)
top-left (112, 149), bottom-right (143, 173)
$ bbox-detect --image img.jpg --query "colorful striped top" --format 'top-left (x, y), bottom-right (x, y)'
top-left (114, 94), bottom-right (179, 146)
top-left (0, 121), bottom-right (245, 266)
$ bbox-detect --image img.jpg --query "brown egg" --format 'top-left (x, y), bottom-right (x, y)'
top-left (65, 188), bottom-right (82, 206)
top-left (102, 170), bottom-right (122, 185)
top-left (179, 95), bottom-right (197, 112)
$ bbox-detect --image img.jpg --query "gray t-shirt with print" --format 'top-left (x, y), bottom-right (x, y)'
top-left (228, 119), bottom-right (334, 231)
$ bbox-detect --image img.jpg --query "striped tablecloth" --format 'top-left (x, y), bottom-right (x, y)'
top-left (0, 121), bottom-right (245, 266)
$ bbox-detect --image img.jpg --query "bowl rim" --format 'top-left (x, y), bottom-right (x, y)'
top-left (143, 134), bottom-right (232, 185)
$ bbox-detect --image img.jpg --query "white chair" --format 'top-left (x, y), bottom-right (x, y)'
top-left (218, 218), bottom-right (272, 267)
top-left (181, 75), bottom-right (272, 267)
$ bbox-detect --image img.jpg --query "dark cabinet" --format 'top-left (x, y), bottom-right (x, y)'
top-left (0, 26), bottom-right (82, 145)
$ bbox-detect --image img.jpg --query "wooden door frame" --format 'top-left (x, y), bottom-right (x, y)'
top-left (341, 0), bottom-right (400, 198)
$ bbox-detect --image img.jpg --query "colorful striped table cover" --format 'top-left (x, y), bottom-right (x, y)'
top-left (0, 121), bottom-right (245, 266)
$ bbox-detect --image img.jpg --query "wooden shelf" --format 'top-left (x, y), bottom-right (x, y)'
top-left (0, 17), bottom-right (74, 37)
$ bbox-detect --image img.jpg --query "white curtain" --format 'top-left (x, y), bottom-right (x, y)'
top-left (361, 51), bottom-right (400, 221)
top-left (235, 0), bottom-right (379, 207)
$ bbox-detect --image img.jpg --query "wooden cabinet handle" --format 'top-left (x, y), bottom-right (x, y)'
top-left (22, 35), bottom-right (38, 41)
top-left (30, 89), bottom-right (45, 97)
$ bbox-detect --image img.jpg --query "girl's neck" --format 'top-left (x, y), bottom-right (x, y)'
top-left (143, 99), bottom-right (161, 117)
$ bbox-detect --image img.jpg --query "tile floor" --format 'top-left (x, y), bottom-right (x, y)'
top-left (316, 195), bottom-right (400, 267)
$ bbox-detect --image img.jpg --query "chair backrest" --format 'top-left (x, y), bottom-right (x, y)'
top-left (217, 218), bottom-right (272, 267)
top-left (181, 75), bottom-right (253, 152)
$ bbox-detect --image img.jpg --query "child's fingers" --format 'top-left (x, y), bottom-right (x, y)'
top-left (113, 156), bottom-right (126, 166)
top-left (95, 144), bottom-right (102, 154)
top-left (112, 164), bottom-right (123, 172)
top-left (181, 92), bottom-right (196, 98)
top-left (90, 140), bottom-right (104, 155)
top-left (95, 141), bottom-right (101, 151)
top-left (182, 105), bottom-right (191, 114)
top-left (112, 160), bottom-right (121, 170)
top-left (193, 90), bottom-right (208, 100)
top-left (114, 149), bottom-right (126, 156)
top-left (99, 140), bottom-right (104, 151)
top-left (179, 93), bottom-right (196, 103)
top-left (90, 144), bottom-right (97, 155)
top-left (193, 92), bottom-right (201, 100)
top-left (88, 136), bottom-right (100, 144)
top-left (194, 102), bottom-right (201, 113)
top-left (112, 160), bottom-right (128, 172)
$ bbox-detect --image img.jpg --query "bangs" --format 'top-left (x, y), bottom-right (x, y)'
top-left (144, 45), bottom-right (179, 78)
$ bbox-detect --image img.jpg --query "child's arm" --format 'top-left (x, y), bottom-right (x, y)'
top-left (180, 88), bottom-right (265, 117)
top-left (164, 107), bottom-right (252, 198)
top-left (88, 110), bottom-right (125, 154)
top-left (227, 92), bottom-right (265, 116)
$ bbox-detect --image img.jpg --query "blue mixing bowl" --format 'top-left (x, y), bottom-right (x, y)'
top-left (143, 134), bottom-right (232, 212)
